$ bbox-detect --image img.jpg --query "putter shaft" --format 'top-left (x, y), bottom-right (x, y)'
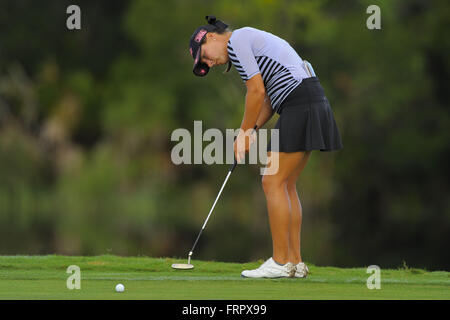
top-left (187, 125), bottom-right (258, 261)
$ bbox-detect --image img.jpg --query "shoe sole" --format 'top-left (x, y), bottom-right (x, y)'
top-left (240, 274), bottom-right (290, 279)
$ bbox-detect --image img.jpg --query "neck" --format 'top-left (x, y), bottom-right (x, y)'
top-left (224, 31), bottom-right (232, 42)
top-left (225, 32), bottom-right (233, 60)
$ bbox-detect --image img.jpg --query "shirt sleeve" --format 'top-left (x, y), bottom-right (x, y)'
top-left (227, 30), bottom-right (261, 82)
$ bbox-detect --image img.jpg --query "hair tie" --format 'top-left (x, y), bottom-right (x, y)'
top-left (205, 15), bottom-right (229, 30)
top-left (206, 15), bottom-right (217, 25)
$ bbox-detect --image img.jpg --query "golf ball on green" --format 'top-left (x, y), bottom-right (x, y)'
top-left (115, 284), bottom-right (125, 292)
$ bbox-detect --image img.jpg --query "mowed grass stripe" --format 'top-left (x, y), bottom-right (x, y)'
top-left (1, 271), bottom-right (449, 286)
top-left (0, 279), bottom-right (448, 300)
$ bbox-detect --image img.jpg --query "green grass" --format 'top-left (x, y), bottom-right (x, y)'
top-left (0, 255), bottom-right (448, 299)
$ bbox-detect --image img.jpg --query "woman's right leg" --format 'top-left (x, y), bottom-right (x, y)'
top-left (286, 151), bottom-right (311, 265)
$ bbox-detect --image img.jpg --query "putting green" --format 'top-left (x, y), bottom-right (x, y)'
top-left (0, 255), bottom-right (448, 299)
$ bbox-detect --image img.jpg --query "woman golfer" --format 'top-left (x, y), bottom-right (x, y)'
top-left (189, 16), bottom-right (343, 278)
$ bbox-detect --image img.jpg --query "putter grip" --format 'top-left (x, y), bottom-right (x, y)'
top-left (229, 125), bottom-right (258, 172)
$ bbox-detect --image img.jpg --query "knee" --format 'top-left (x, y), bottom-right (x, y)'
top-left (262, 174), bottom-right (286, 194)
top-left (286, 180), bottom-right (297, 194)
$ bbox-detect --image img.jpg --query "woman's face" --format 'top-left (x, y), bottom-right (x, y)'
top-left (200, 33), bottom-right (228, 68)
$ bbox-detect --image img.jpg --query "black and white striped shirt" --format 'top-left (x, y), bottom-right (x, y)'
top-left (227, 27), bottom-right (311, 113)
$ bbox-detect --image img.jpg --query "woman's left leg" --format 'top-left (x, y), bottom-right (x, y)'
top-left (262, 151), bottom-right (310, 265)
top-left (286, 151), bottom-right (311, 265)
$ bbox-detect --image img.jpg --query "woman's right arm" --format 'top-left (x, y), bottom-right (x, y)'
top-left (255, 93), bottom-right (275, 130)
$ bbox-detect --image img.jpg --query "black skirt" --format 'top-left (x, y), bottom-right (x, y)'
top-left (267, 77), bottom-right (343, 153)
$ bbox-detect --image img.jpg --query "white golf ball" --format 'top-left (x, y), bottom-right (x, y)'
top-left (115, 284), bottom-right (125, 293)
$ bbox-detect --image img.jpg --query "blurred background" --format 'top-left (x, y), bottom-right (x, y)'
top-left (0, 0), bottom-right (449, 271)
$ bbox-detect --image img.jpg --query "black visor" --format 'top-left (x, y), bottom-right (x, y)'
top-left (189, 15), bottom-right (229, 77)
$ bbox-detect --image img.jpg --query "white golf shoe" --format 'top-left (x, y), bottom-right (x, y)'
top-left (241, 258), bottom-right (295, 278)
top-left (293, 262), bottom-right (309, 278)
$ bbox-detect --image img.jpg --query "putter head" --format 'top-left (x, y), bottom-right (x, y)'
top-left (171, 252), bottom-right (194, 270)
top-left (171, 263), bottom-right (194, 270)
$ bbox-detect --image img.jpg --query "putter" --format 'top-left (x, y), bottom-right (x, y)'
top-left (172, 126), bottom-right (257, 270)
